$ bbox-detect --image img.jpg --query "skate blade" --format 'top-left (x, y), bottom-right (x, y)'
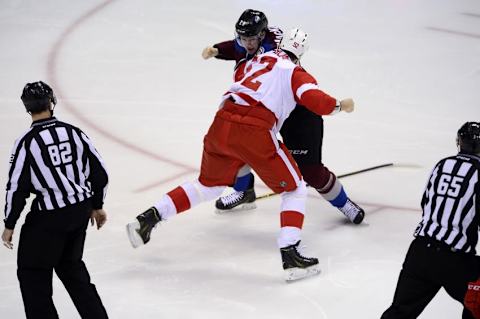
top-left (284, 264), bottom-right (321, 282)
top-left (126, 221), bottom-right (143, 248)
top-left (215, 202), bottom-right (257, 214)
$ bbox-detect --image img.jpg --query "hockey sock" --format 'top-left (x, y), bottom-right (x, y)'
top-left (156, 180), bottom-right (225, 219)
top-left (278, 226), bottom-right (302, 248)
top-left (328, 186), bottom-right (348, 208)
top-left (233, 172), bottom-right (254, 191)
top-left (167, 186), bottom-right (191, 213)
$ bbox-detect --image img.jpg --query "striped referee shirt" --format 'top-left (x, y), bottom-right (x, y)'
top-left (415, 153), bottom-right (480, 254)
top-left (3, 117), bottom-right (108, 229)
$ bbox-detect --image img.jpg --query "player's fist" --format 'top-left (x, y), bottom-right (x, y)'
top-left (202, 46), bottom-right (219, 59)
top-left (340, 98), bottom-right (354, 113)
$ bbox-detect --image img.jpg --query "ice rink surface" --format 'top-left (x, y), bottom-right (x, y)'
top-left (0, 0), bottom-right (479, 318)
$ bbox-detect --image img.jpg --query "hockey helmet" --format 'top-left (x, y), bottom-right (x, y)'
top-left (235, 9), bottom-right (268, 37)
top-left (279, 28), bottom-right (309, 61)
top-left (457, 122), bottom-right (480, 155)
top-left (21, 81), bottom-right (57, 113)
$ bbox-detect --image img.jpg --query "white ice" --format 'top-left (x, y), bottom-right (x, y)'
top-left (0, 0), bottom-right (479, 318)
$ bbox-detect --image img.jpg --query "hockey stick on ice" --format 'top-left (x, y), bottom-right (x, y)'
top-left (256, 162), bottom-right (394, 201)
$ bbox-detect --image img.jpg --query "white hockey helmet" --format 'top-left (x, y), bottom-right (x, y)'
top-left (279, 28), bottom-right (309, 60)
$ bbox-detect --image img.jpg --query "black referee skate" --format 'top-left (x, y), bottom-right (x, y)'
top-left (126, 207), bottom-right (162, 248)
top-left (281, 241), bottom-right (321, 281)
top-left (215, 188), bottom-right (257, 213)
top-left (339, 198), bottom-right (365, 224)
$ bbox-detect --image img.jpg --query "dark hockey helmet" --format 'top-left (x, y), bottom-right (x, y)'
top-left (21, 81), bottom-right (57, 113)
top-left (457, 122), bottom-right (480, 155)
top-left (235, 9), bottom-right (268, 37)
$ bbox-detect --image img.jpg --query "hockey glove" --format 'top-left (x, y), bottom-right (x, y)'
top-left (465, 278), bottom-right (480, 319)
top-left (340, 98), bottom-right (354, 113)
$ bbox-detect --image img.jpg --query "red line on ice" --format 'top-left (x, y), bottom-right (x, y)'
top-left (46, 0), bottom-right (197, 178)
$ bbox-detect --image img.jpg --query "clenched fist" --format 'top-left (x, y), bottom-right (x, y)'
top-left (202, 46), bottom-right (219, 59)
top-left (340, 98), bottom-right (355, 113)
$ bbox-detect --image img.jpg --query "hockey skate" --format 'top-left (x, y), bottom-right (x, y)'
top-left (281, 241), bottom-right (321, 282)
top-left (339, 198), bottom-right (365, 224)
top-left (126, 207), bottom-right (162, 248)
top-left (215, 188), bottom-right (257, 213)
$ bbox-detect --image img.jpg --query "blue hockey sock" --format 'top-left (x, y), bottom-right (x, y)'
top-left (233, 173), bottom-right (254, 191)
top-left (329, 187), bottom-right (348, 208)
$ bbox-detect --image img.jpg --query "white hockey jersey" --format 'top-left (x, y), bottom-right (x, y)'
top-left (224, 49), bottom-right (337, 130)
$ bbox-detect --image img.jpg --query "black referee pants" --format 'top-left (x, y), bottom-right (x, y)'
top-left (381, 236), bottom-right (479, 319)
top-left (17, 200), bottom-right (108, 319)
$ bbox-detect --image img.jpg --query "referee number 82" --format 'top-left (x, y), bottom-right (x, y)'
top-left (47, 142), bottom-right (73, 166)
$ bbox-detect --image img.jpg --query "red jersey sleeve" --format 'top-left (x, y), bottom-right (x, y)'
top-left (291, 67), bottom-right (337, 115)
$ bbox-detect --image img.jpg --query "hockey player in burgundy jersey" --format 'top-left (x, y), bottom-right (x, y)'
top-left (127, 28), bottom-right (357, 281)
top-left (203, 11), bottom-right (364, 224)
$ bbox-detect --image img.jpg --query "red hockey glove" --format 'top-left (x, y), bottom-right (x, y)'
top-left (465, 279), bottom-right (480, 319)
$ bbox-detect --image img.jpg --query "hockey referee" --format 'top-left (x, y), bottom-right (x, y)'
top-left (1, 81), bottom-right (109, 319)
top-left (381, 122), bottom-right (480, 319)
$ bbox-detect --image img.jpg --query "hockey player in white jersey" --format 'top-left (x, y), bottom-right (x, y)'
top-left (127, 28), bottom-right (355, 281)
top-left (204, 15), bottom-right (364, 225)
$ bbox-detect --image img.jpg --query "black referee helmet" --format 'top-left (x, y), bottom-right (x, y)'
top-left (458, 122), bottom-right (480, 155)
top-left (21, 81), bottom-right (57, 114)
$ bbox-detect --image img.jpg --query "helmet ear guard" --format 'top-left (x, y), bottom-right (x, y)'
top-left (279, 28), bottom-right (309, 61)
top-left (21, 81), bottom-right (56, 114)
top-left (457, 122), bottom-right (480, 155)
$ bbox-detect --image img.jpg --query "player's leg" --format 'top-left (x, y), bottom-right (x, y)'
top-left (238, 125), bottom-right (320, 280)
top-left (281, 106), bottom-right (364, 224)
top-left (127, 116), bottom-right (241, 248)
top-left (127, 178), bottom-right (228, 248)
top-left (302, 164), bottom-right (365, 224)
top-left (215, 164), bottom-right (257, 212)
top-left (278, 181), bottom-right (321, 281)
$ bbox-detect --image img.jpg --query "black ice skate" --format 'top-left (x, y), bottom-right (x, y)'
top-left (339, 198), bottom-right (365, 224)
top-left (281, 241), bottom-right (321, 281)
top-left (215, 188), bottom-right (257, 213)
top-left (126, 207), bottom-right (162, 248)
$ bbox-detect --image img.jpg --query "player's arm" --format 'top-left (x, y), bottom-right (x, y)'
top-left (202, 40), bottom-right (237, 60)
top-left (292, 67), bottom-right (354, 115)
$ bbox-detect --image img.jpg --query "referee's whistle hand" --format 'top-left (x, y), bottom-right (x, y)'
top-left (90, 209), bottom-right (107, 230)
top-left (2, 228), bottom-right (14, 249)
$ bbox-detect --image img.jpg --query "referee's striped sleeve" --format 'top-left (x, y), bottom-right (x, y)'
top-left (4, 138), bottom-right (31, 229)
top-left (79, 131), bottom-right (108, 209)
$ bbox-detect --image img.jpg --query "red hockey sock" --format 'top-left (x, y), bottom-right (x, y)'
top-left (167, 186), bottom-right (191, 214)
